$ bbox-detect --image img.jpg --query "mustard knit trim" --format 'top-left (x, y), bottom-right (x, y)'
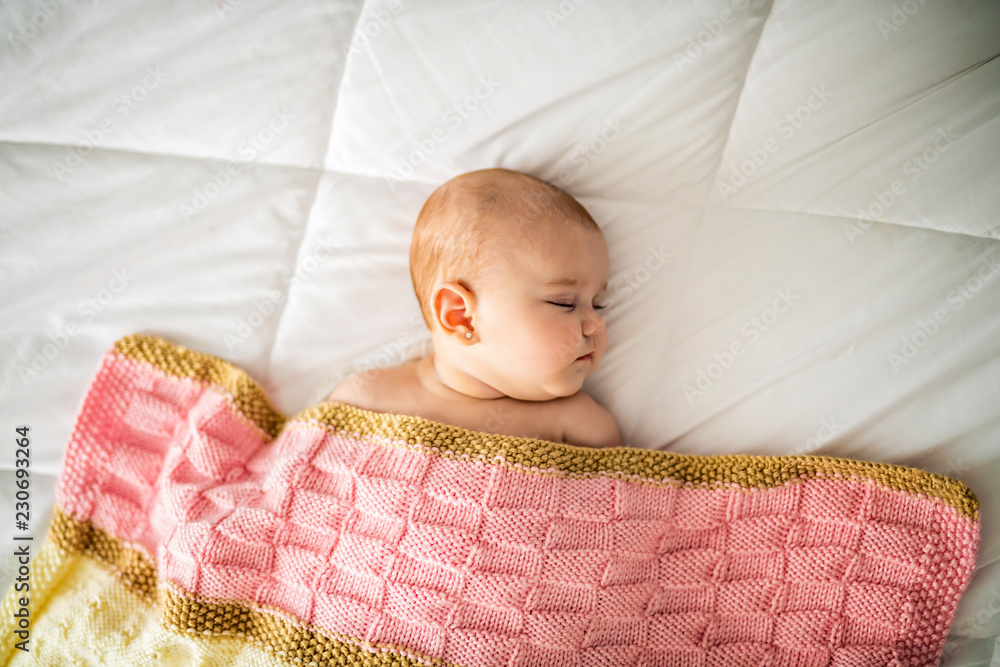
top-left (49, 507), bottom-right (158, 602)
top-left (109, 334), bottom-right (978, 521)
top-left (296, 402), bottom-right (980, 521)
top-left (114, 333), bottom-right (286, 439)
top-left (50, 509), bottom-right (460, 667)
top-left (161, 587), bottom-right (460, 667)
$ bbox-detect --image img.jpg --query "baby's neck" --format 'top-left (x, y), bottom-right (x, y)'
top-left (417, 355), bottom-right (505, 402)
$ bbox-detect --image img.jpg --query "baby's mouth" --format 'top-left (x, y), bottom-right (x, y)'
top-left (576, 353), bottom-right (592, 362)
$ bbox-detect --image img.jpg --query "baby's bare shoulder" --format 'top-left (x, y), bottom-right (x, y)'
top-left (552, 392), bottom-right (623, 449)
top-left (325, 372), bottom-right (375, 411)
top-left (326, 364), bottom-right (416, 412)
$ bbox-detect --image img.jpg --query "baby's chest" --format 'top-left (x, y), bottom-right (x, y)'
top-left (380, 387), bottom-right (564, 443)
top-left (450, 401), bottom-right (563, 443)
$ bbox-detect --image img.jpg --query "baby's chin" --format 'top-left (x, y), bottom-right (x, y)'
top-left (501, 377), bottom-right (586, 402)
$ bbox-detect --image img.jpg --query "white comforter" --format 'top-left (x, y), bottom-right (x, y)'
top-left (1, 0), bottom-right (998, 662)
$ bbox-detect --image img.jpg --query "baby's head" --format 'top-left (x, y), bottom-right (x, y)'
top-left (410, 168), bottom-right (609, 401)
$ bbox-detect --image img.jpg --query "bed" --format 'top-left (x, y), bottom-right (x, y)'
top-left (1, 0), bottom-right (998, 663)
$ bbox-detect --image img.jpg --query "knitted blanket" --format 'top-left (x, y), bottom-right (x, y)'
top-left (1, 334), bottom-right (979, 666)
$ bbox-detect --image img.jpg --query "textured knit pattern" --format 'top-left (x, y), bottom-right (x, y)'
top-left (0, 334), bottom-right (980, 667)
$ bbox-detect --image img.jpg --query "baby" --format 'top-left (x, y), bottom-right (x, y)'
top-left (327, 168), bottom-right (622, 448)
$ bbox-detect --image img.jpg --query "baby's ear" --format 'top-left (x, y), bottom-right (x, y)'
top-left (433, 281), bottom-right (475, 336)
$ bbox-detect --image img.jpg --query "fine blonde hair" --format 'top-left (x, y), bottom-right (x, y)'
top-left (409, 168), bottom-right (601, 330)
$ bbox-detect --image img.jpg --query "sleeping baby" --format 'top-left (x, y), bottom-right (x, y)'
top-left (327, 167), bottom-right (622, 448)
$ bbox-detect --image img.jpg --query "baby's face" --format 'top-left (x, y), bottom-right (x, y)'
top-left (469, 221), bottom-right (609, 401)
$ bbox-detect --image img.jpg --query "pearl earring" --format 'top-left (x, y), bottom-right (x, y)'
top-left (465, 332), bottom-right (472, 339)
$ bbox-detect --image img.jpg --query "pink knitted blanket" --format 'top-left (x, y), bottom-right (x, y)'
top-left (2, 334), bottom-right (979, 666)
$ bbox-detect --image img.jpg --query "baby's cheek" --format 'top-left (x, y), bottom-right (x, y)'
top-left (553, 330), bottom-right (581, 360)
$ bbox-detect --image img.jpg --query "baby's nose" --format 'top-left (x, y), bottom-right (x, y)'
top-left (583, 309), bottom-right (605, 336)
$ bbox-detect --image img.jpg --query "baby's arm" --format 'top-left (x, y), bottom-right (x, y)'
top-left (559, 392), bottom-right (623, 448)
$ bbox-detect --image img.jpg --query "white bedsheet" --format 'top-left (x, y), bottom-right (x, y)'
top-left (1, 0), bottom-right (998, 662)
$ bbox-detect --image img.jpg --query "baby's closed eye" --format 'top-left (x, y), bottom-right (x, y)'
top-left (547, 301), bottom-right (606, 310)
